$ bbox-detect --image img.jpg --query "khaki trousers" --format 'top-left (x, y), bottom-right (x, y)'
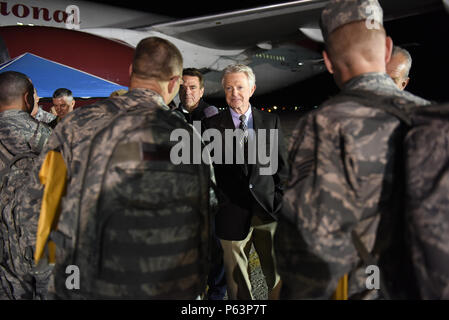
top-left (219, 215), bottom-right (281, 300)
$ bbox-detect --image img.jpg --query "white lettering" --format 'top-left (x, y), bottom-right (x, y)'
top-left (169, 127), bottom-right (279, 176)
top-left (65, 5), bottom-right (80, 30)
top-left (170, 129), bottom-right (191, 164)
top-left (365, 265), bottom-right (380, 290)
top-left (192, 121), bottom-right (202, 164)
top-left (365, 4), bottom-right (382, 30)
top-left (65, 265), bottom-right (80, 290)
top-left (202, 128), bottom-right (222, 165)
top-left (181, 304), bottom-right (215, 318)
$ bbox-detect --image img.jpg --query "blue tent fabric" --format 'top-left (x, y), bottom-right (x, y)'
top-left (0, 53), bottom-right (128, 98)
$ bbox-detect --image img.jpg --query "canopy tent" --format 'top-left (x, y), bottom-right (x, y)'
top-left (0, 52), bottom-right (128, 98)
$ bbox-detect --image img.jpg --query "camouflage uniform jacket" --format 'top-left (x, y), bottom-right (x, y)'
top-left (275, 73), bottom-right (430, 299)
top-left (0, 109), bottom-right (51, 217)
top-left (22, 89), bottom-right (171, 198)
top-left (0, 110), bottom-right (52, 159)
top-left (18, 88), bottom-right (215, 298)
top-left (34, 107), bottom-right (57, 124)
top-left (0, 110), bottom-right (51, 299)
top-left (18, 89), bottom-right (182, 236)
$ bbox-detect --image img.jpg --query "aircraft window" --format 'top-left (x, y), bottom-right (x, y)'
top-left (254, 54), bottom-right (286, 62)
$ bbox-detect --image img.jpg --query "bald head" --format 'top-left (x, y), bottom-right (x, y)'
top-left (386, 46), bottom-right (411, 90)
top-left (130, 37), bottom-right (184, 104)
top-left (131, 37), bottom-right (183, 82)
top-left (323, 21), bottom-right (392, 88)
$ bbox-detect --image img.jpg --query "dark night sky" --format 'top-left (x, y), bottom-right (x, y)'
top-left (89, 1), bottom-right (449, 108)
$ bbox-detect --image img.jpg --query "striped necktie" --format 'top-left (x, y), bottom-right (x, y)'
top-left (239, 114), bottom-right (249, 175)
top-left (239, 114), bottom-right (248, 146)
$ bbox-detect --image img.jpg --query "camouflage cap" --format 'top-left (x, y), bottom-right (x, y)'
top-left (320, 0), bottom-right (384, 42)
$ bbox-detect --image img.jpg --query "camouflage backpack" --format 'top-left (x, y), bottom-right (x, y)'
top-left (46, 100), bottom-right (213, 299)
top-left (330, 91), bottom-right (449, 299)
top-left (0, 142), bottom-right (39, 299)
top-left (398, 104), bottom-right (449, 299)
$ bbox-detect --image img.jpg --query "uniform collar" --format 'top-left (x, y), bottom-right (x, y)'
top-left (343, 72), bottom-right (400, 94)
top-left (126, 88), bottom-right (169, 110)
top-left (0, 109), bottom-right (28, 117)
top-left (341, 72), bottom-right (430, 107)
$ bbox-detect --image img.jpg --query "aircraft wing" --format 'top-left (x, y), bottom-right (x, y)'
top-left (139, 0), bottom-right (442, 50)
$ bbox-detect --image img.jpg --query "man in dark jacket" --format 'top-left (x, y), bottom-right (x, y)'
top-left (175, 67), bottom-right (225, 300)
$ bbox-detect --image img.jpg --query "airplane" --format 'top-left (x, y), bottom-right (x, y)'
top-left (0, 0), bottom-right (444, 98)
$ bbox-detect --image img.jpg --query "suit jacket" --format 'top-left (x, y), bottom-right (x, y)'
top-left (203, 107), bottom-right (288, 240)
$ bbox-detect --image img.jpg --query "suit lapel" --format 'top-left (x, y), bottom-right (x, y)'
top-left (250, 108), bottom-right (272, 179)
top-left (216, 109), bottom-right (238, 166)
top-left (220, 108), bottom-right (235, 130)
top-left (251, 107), bottom-right (266, 130)
top-left (248, 107), bottom-right (262, 178)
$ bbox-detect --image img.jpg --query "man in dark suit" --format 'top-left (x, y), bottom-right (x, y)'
top-left (203, 64), bottom-right (288, 300)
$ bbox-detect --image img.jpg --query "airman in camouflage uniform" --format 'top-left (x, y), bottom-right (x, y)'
top-left (0, 109), bottom-right (51, 156)
top-left (0, 71), bottom-right (52, 299)
top-left (18, 37), bottom-right (215, 299)
top-left (274, 0), bottom-right (430, 300)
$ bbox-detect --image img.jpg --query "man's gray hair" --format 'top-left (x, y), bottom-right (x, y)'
top-left (53, 88), bottom-right (74, 102)
top-left (221, 64), bottom-right (256, 88)
top-left (392, 46), bottom-right (412, 77)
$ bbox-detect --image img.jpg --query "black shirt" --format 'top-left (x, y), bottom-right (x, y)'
top-left (174, 99), bottom-right (218, 124)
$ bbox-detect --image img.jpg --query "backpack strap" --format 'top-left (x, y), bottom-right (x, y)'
top-left (0, 140), bottom-right (13, 166)
top-left (0, 141), bottom-right (13, 183)
top-left (351, 230), bottom-right (391, 300)
top-left (0, 148), bottom-right (37, 188)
